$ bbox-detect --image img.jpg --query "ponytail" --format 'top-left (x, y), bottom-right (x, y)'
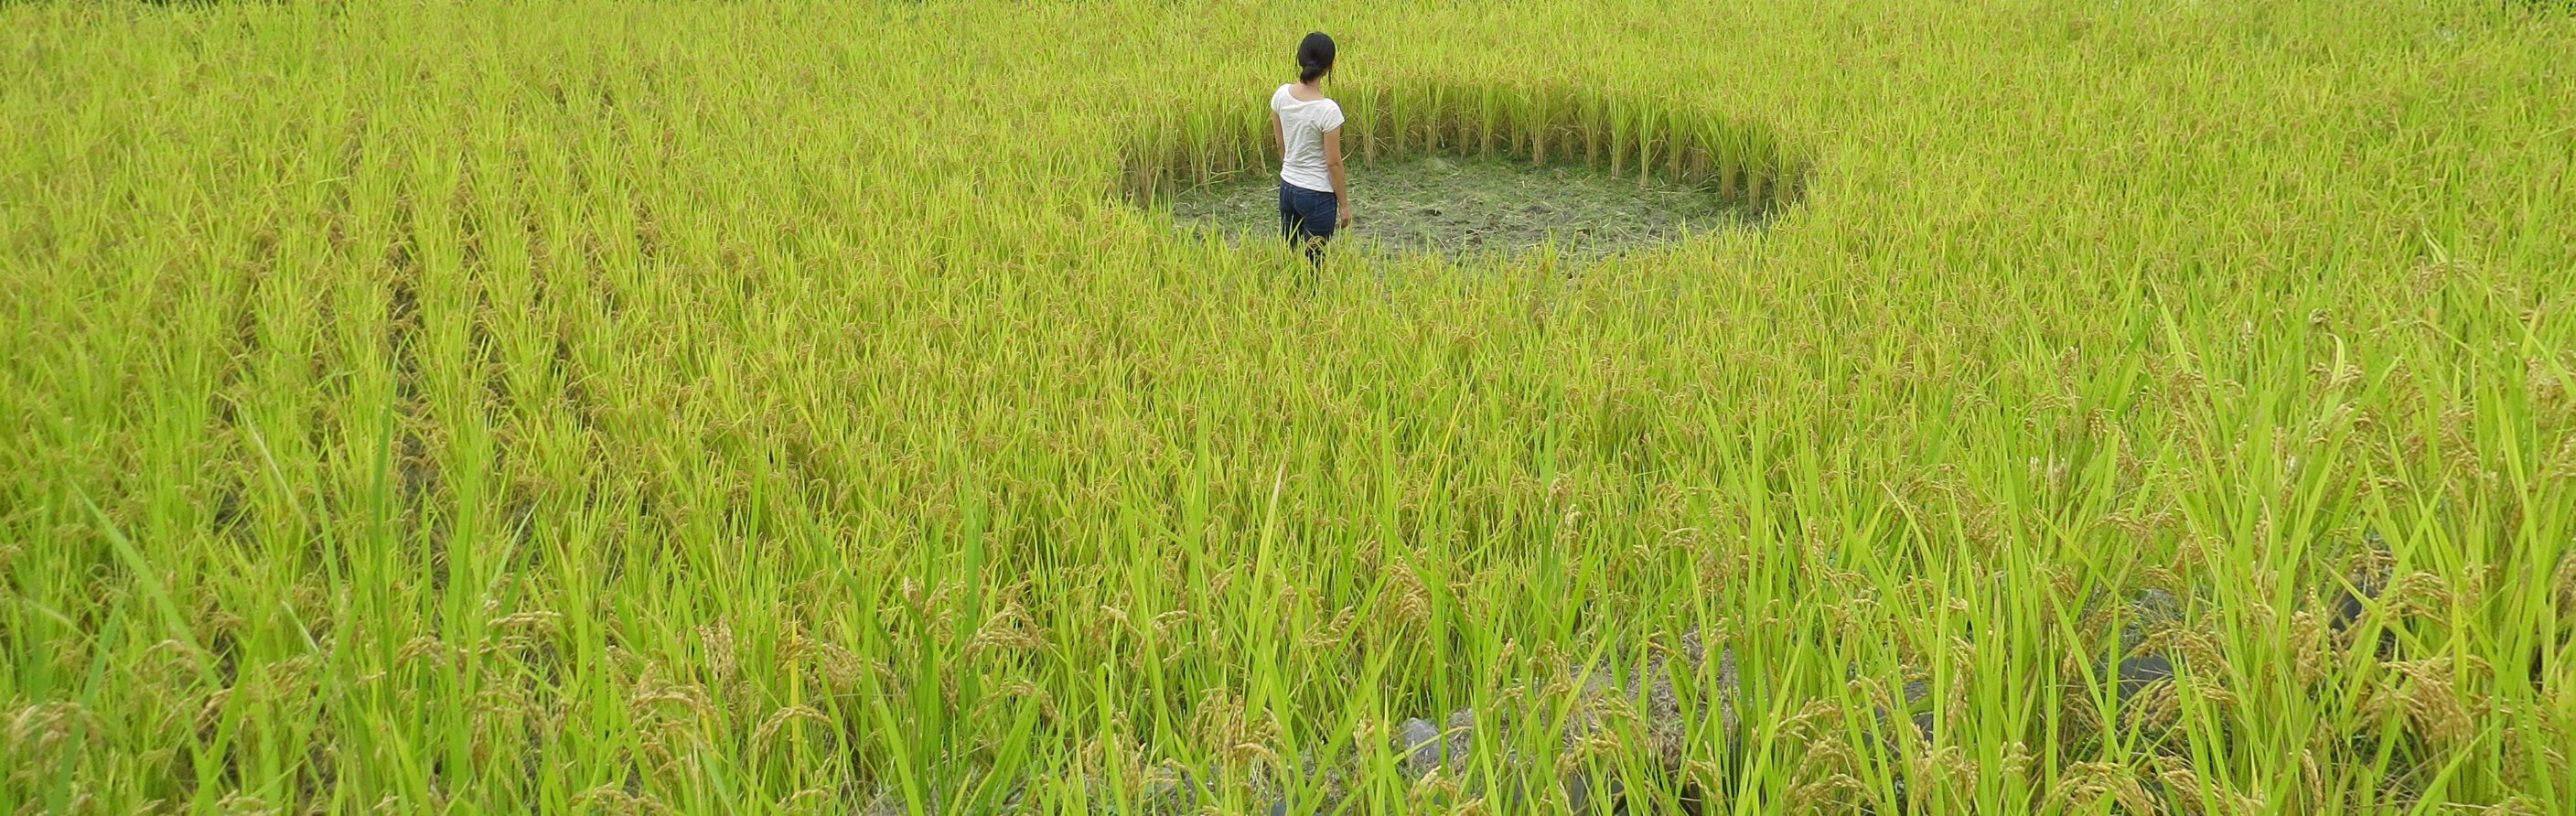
top-left (1295, 31), bottom-right (1335, 82)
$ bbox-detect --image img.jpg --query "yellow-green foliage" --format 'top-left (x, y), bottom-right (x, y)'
top-left (1120, 81), bottom-right (1807, 208)
top-left (3, 0), bottom-right (2573, 813)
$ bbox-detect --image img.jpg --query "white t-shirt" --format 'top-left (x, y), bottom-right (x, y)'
top-left (1272, 84), bottom-right (1345, 193)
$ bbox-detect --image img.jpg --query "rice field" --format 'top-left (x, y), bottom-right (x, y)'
top-left (4, 0), bottom-right (2574, 813)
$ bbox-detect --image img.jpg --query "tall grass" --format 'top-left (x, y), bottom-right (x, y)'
top-left (3, 0), bottom-right (2572, 813)
top-left (1120, 81), bottom-right (1809, 217)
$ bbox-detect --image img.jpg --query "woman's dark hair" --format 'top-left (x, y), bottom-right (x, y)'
top-left (1296, 32), bottom-right (1336, 82)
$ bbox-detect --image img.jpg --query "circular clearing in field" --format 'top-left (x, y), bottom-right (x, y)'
top-left (1166, 155), bottom-right (1772, 262)
top-left (1117, 84), bottom-right (1809, 263)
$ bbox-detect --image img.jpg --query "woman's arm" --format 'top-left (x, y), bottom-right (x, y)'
top-left (1323, 128), bottom-right (1350, 228)
top-left (1272, 111), bottom-right (1285, 160)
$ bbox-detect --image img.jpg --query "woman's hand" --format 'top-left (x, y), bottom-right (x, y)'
top-left (1338, 203), bottom-right (1352, 230)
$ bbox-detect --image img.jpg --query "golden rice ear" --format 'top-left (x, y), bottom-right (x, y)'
top-left (2325, 531), bottom-right (2400, 656)
top-left (2553, 549), bottom-right (2576, 618)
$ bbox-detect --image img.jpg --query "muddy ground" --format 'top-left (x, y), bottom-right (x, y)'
top-left (1165, 155), bottom-right (1766, 263)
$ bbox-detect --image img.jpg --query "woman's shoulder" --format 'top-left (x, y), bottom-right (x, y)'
top-left (1274, 84), bottom-right (1338, 105)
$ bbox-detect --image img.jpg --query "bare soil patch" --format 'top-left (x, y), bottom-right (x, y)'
top-left (1166, 154), bottom-right (1771, 263)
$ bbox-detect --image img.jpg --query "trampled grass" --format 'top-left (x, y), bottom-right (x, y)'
top-left (3, 0), bottom-right (2573, 813)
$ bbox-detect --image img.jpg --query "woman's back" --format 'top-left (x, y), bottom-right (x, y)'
top-left (1272, 31), bottom-right (1347, 266)
top-left (1272, 83), bottom-right (1343, 193)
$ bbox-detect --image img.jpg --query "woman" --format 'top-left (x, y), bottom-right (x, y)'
top-left (1271, 32), bottom-right (1349, 265)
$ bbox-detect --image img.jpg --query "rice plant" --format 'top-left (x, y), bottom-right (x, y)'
top-left (2, 0), bottom-right (2571, 814)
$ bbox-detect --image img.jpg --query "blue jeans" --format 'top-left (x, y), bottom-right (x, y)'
top-left (1278, 180), bottom-right (1337, 263)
